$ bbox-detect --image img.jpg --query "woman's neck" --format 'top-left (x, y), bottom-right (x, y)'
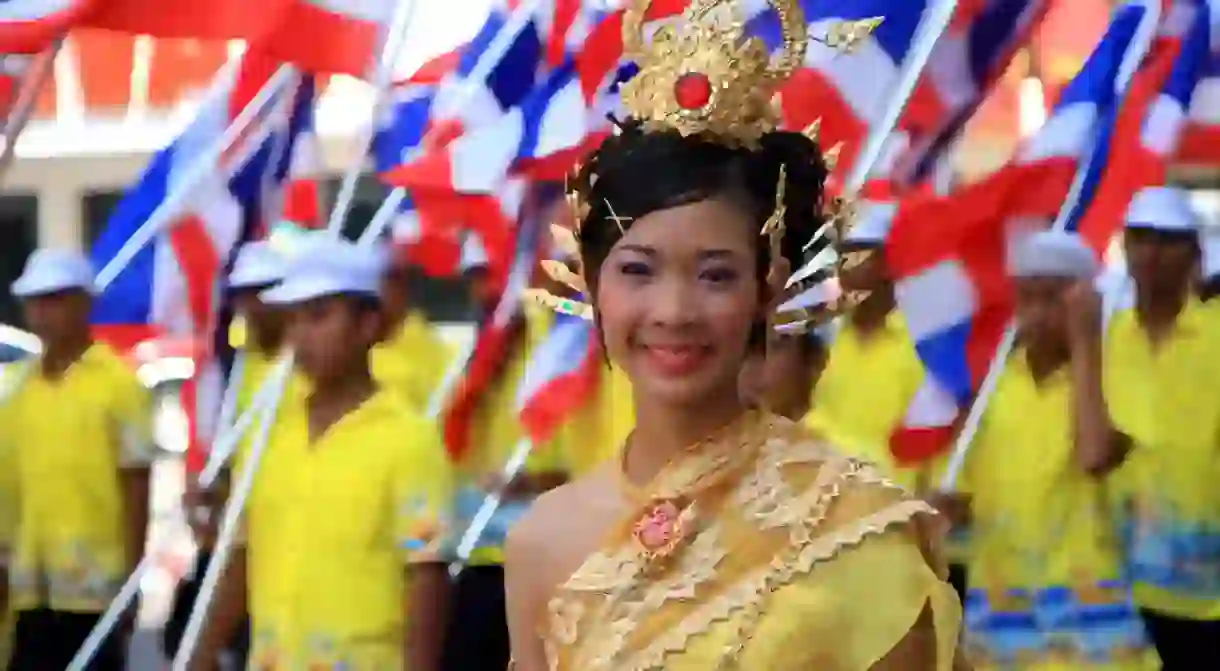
top-left (624, 381), bottom-right (748, 487)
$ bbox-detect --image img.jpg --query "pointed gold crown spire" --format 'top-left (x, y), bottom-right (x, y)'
top-left (531, 1), bottom-right (885, 325)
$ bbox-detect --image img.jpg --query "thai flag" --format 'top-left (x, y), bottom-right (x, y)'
top-left (892, 0), bottom-right (1053, 186)
top-left (757, 0), bottom-right (930, 183)
top-left (90, 54), bottom-right (314, 472)
top-left (86, 0), bottom-right (393, 75)
top-left (1077, 0), bottom-right (1210, 253)
top-left (372, 50), bottom-right (470, 275)
top-left (442, 206), bottom-right (543, 460)
top-left (515, 307), bottom-right (600, 444)
top-left (1176, 2), bottom-right (1220, 165)
top-left (0, 0), bottom-right (91, 54)
top-left (378, 0), bottom-right (570, 278)
top-left (883, 1), bottom-right (1156, 464)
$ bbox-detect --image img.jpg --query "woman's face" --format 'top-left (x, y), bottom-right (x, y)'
top-left (595, 198), bottom-right (763, 409)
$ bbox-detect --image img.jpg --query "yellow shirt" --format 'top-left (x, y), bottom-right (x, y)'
top-left (243, 389), bottom-right (452, 670)
top-left (805, 313), bottom-right (925, 489)
top-left (455, 311), bottom-right (570, 566)
top-left (0, 344), bottom-right (152, 613)
top-left (962, 355), bottom-right (1149, 669)
top-left (1104, 301), bottom-right (1220, 620)
top-left (372, 312), bottom-right (454, 411)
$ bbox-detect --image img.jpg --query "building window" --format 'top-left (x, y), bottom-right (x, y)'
top-left (0, 194), bottom-right (39, 328)
top-left (81, 189), bottom-right (124, 248)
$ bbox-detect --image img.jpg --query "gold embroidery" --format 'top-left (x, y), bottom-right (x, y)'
top-left (544, 415), bottom-right (943, 671)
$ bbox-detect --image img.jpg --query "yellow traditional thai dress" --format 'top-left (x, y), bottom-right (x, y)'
top-left (542, 412), bottom-right (965, 670)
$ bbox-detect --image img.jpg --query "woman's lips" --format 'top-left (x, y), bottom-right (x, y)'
top-left (641, 344), bottom-right (709, 377)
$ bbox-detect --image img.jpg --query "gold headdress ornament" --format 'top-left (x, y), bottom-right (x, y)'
top-left (528, 0), bottom-right (883, 328)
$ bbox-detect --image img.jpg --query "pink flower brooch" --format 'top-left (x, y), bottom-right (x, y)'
top-left (632, 499), bottom-right (689, 561)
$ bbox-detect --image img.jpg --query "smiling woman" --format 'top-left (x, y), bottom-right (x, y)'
top-left (501, 1), bottom-right (964, 669)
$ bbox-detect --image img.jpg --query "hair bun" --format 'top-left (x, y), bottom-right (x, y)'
top-left (751, 130), bottom-right (830, 269)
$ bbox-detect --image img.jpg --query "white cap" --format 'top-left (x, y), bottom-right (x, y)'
top-left (1009, 230), bottom-right (1099, 279)
top-left (1126, 186), bottom-right (1200, 232)
top-left (260, 239), bottom-right (385, 305)
top-left (228, 241), bottom-right (286, 290)
top-left (459, 232), bottom-right (489, 273)
top-left (1202, 228), bottom-right (1220, 280)
top-left (11, 248), bottom-right (96, 298)
top-left (842, 201), bottom-right (895, 247)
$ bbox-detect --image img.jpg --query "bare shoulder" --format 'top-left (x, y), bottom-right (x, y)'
top-left (508, 467), bottom-right (611, 560)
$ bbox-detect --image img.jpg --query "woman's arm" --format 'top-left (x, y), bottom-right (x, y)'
top-left (505, 516), bottom-right (550, 671)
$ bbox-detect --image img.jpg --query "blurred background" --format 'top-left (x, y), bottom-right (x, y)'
top-left (1, 0), bottom-right (1218, 666)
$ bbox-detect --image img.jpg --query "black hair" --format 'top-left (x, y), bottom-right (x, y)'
top-left (572, 121), bottom-right (831, 294)
top-left (571, 121), bottom-right (831, 348)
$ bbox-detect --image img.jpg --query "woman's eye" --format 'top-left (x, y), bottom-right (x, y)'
top-left (618, 261), bottom-right (651, 276)
top-left (700, 267), bottom-right (738, 284)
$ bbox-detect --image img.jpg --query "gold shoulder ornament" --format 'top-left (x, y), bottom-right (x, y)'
top-left (527, 0), bottom-right (882, 331)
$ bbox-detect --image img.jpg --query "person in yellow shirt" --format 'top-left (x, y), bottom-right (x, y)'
top-left (2, 249), bottom-right (153, 671)
top-left (936, 231), bottom-right (1149, 668)
top-left (1104, 188), bottom-right (1220, 666)
top-left (805, 212), bottom-right (926, 487)
top-left (440, 232), bottom-right (572, 671)
top-left (192, 240), bottom-right (452, 671)
top-left (739, 329), bottom-right (827, 420)
top-left (169, 240), bottom-right (290, 667)
top-left (373, 253), bottom-right (454, 410)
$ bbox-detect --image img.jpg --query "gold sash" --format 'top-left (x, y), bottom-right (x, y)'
top-left (542, 413), bottom-right (964, 670)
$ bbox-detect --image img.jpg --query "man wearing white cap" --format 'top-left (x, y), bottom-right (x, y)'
top-left (192, 239), bottom-right (452, 671)
top-left (167, 241), bottom-right (288, 666)
top-left (1, 249), bottom-right (153, 671)
top-left (1104, 186), bottom-right (1220, 663)
top-left (373, 246), bottom-right (454, 411)
top-left (934, 230), bottom-right (1150, 666)
top-left (805, 206), bottom-right (927, 486)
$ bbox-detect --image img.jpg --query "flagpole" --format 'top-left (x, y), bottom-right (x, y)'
top-left (367, 0), bottom-right (542, 247)
top-left (939, 0), bottom-right (1161, 490)
top-left (92, 66), bottom-right (298, 292)
top-left (324, 0), bottom-right (420, 235)
top-left (788, 0), bottom-right (960, 287)
top-left (0, 38), bottom-right (62, 181)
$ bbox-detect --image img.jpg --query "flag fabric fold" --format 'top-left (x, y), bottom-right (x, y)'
top-left (884, 0), bottom-right (1156, 465)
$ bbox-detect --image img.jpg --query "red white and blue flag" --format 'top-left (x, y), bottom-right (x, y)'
top-left (89, 54), bottom-right (316, 472)
top-left (0, 0), bottom-right (90, 54)
top-left (515, 304), bottom-right (600, 445)
top-left (884, 0), bottom-right (1158, 463)
top-left (85, 0), bottom-right (393, 75)
top-left (1076, 0), bottom-right (1211, 252)
top-left (1171, 0), bottom-right (1220, 165)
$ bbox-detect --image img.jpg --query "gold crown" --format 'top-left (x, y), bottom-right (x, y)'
top-left (620, 0), bottom-right (881, 147)
top-left (529, 0), bottom-right (884, 331)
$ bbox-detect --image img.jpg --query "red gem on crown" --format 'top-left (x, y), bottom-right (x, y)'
top-left (674, 72), bottom-right (712, 110)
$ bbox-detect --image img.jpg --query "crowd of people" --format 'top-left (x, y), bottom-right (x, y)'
top-left (3, 0), bottom-right (1220, 667)
top-left (1, 192), bottom-right (1218, 669)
